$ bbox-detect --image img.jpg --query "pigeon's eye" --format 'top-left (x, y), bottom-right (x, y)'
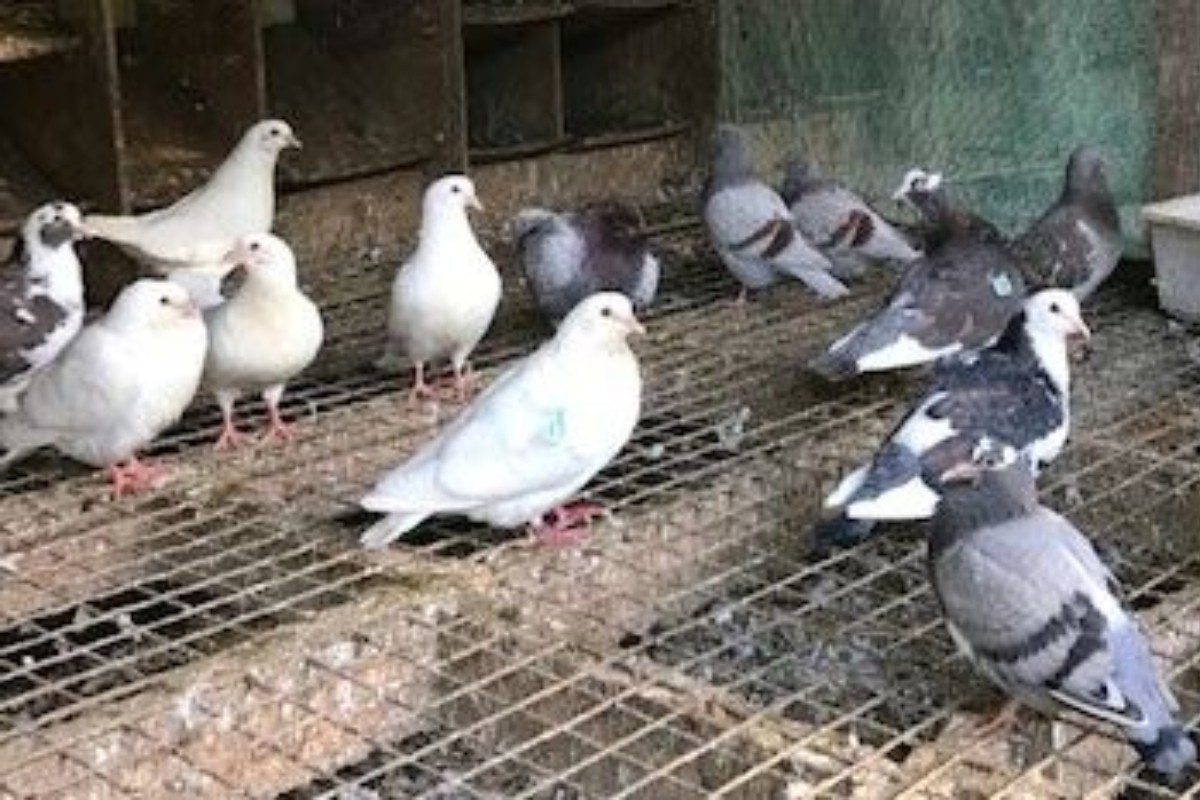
top-left (601, 307), bottom-right (612, 318)
top-left (451, 185), bottom-right (461, 194)
top-left (159, 296), bottom-right (170, 306)
top-left (1049, 302), bottom-right (1061, 314)
top-left (249, 241), bottom-right (261, 252)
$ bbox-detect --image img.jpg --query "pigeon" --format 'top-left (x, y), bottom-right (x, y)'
top-left (892, 168), bottom-right (1007, 253)
top-left (511, 200), bottom-right (660, 325)
top-left (701, 126), bottom-right (847, 302)
top-left (82, 119), bottom-right (301, 307)
top-left (0, 202), bottom-right (87, 412)
top-left (1014, 146), bottom-right (1122, 302)
top-left (379, 174), bottom-right (501, 400)
top-left (780, 158), bottom-right (920, 276)
top-left (814, 289), bottom-right (1089, 550)
top-left (811, 177), bottom-right (1027, 381)
top-left (202, 233), bottom-right (324, 449)
top-left (929, 462), bottom-right (1196, 782)
top-left (0, 279), bottom-right (207, 496)
top-left (360, 293), bottom-right (644, 548)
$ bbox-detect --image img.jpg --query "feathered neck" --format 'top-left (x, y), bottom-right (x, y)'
top-left (931, 468), bottom-right (1039, 552)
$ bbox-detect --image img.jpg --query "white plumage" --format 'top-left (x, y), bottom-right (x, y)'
top-left (203, 233), bottom-right (324, 448)
top-left (0, 279), bottom-right (208, 496)
top-left (82, 119), bottom-right (300, 307)
top-left (361, 293), bottom-right (644, 548)
top-left (379, 174), bottom-right (501, 400)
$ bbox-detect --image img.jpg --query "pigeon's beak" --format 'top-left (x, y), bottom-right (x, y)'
top-left (937, 460), bottom-right (984, 486)
top-left (221, 244), bottom-right (249, 269)
top-left (622, 314), bottom-right (646, 337)
top-left (180, 299), bottom-right (201, 319)
top-left (1067, 313), bottom-right (1092, 342)
top-left (468, 193), bottom-right (484, 213)
top-left (286, 132), bottom-right (303, 150)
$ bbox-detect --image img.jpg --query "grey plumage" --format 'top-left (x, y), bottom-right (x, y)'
top-left (892, 168), bottom-right (1007, 254)
top-left (702, 126), bottom-right (847, 300)
top-left (780, 159), bottom-right (920, 277)
top-left (512, 201), bottom-right (659, 324)
top-left (930, 465), bottom-right (1196, 782)
top-left (1014, 146), bottom-right (1122, 302)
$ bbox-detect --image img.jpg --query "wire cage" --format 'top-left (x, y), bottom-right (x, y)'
top-left (1, 216), bottom-right (1199, 798)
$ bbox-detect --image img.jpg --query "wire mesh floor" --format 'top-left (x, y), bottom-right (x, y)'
top-left (2, 227), bottom-right (1200, 799)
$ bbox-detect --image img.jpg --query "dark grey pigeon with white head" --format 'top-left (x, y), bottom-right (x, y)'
top-left (511, 200), bottom-right (659, 325)
top-left (929, 462), bottom-right (1196, 783)
top-left (0, 202), bottom-right (87, 412)
top-left (892, 168), bottom-right (1007, 253)
top-left (780, 158), bottom-right (920, 277)
top-left (702, 126), bottom-right (848, 302)
top-left (1014, 146), bottom-right (1122, 302)
top-left (813, 289), bottom-right (1087, 551)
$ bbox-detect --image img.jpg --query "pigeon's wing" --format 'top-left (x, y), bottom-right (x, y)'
top-left (935, 514), bottom-right (1144, 727)
top-left (16, 329), bottom-right (141, 437)
top-left (0, 262), bottom-right (73, 384)
top-left (1015, 208), bottom-right (1121, 298)
top-left (365, 354), bottom-right (597, 512)
top-left (705, 182), bottom-right (792, 248)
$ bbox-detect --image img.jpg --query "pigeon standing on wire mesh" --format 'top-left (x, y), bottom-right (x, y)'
top-left (701, 126), bottom-right (847, 302)
top-left (779, 158), bottom-right (920, 277)
top-left (0, 279), bottom-right (207, 497)
top-left (361, 293), bottom-right (643, 549)
top-left (202, 233), bottom-right (323, 450)
top-left (0, 202), bottom-right (87, 412)
top-left (511, 200), bottom-right (660, 325)
top-left (929, 461), bottom-right (1196, 783)
top-left (811, 173), bottom-right (1025, 381)
top-left (814, 289), bottom-right (1089, 551)
top-left (892, 168), bottom-right (1007, 254)
top-left (1014, 146), bottom-right (1122, 302)
top-left (378, 175), bottom-right (501, 401)
top-left (81, 119), bottom-right (301, 308)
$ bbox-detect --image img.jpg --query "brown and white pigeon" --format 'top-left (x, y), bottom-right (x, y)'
top-left (1013, 146), bottom-right (1122, 302)
top-left (0, 202), bottom-right (87, 412)
top-left (780, 158), bottom-right (920, 277)
top-left (511, 200), bottom-right (659, 325)
top-left (814, 289), bottom-right (1088, 551)
top-left (811, 173), bottom-right (1026, 381)
top-left (702, 126), bottom-right (847, 302)
top-left (929, 462), bottom-right (1196, 783)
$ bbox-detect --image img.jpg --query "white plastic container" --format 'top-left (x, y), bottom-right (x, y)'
top-left (1144, 194), bottom-right (1200, 323)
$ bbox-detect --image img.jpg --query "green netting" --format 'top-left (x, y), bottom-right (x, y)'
top-left (717, 0), bottom-right (1155, 246)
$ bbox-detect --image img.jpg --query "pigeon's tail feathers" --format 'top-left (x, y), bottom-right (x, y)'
top-left (790, 267), bottom-right (851, 300)
top-left (359, 512), bottom-right (430, 549)
top-left (836, 443), bottom-right (938, 521)
top-left (824, 465), bottom-right (869, 510)
top-left (81, 214), bottom-right (142, 248)
top-left (810, 325), bottom-right (866, 381)
top-left (809, 514), bottom-right (878, 557)
top-left (1134, 726), bottom-right (1196, 783)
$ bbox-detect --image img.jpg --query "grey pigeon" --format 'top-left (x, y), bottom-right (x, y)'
top-left (0, 202), bottom-right (87, 412)
top-left (780, 158), bottom-right (920, 277)
top-left (511, 200), bottom-right (659, 325)
top-left (814, 289), bottom-right (1088, 551)
top-left (892, 168), bottom-right (1007, 253)
top-left (929, 463), bottom-right (1196, 782)
top-left (702, 126), bottom-right (847, 301)
top-left (361, 293), bottom-right (643, 548)
top-left (1014, 146), bottom-right (1122, 302)
top-left (811, 175), bottom-right (1026, 381)
top-left (0, 279), bottom-right (207, 497)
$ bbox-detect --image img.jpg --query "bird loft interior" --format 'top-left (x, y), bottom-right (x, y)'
top-left (0, 0), bottom-right (713, 236)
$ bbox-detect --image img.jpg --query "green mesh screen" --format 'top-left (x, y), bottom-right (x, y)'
top-left (717, 0), bottom-right (1155, 247)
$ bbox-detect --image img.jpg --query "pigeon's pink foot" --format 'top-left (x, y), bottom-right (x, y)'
top-left (261, 408), bottom-right (296, 444)
top-left (973, 699), bottom-right (1021, 740)
top-left (213, 422), bottom-right (248, 451)
top-left (527, 501), bottom-right (606, 547)
top-left (408, 365), bottom-right (436, 405)
top-left (108, 458), bottom-right (168, 498)
top-left (450, 367), bottom-right (479, 402)
top-left (735, 287), bottom-right (750, 305)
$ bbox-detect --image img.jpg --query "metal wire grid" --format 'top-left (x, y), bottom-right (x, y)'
top-left (0, 234), bottom-right (1197, 797)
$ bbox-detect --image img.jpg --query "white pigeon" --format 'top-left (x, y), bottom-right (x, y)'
top-left (0, 202), bottom-right (87, 412)
top-left (82, 119), bottom-right (301, 307)
top-left (360, 292), bottom-right (644, 548)
top-left (202, 233), bottom-right (324, 449)
top-left (378, 174), bottom-right (501, 400)
top-left (0, 279), bottom-right (208, 496)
